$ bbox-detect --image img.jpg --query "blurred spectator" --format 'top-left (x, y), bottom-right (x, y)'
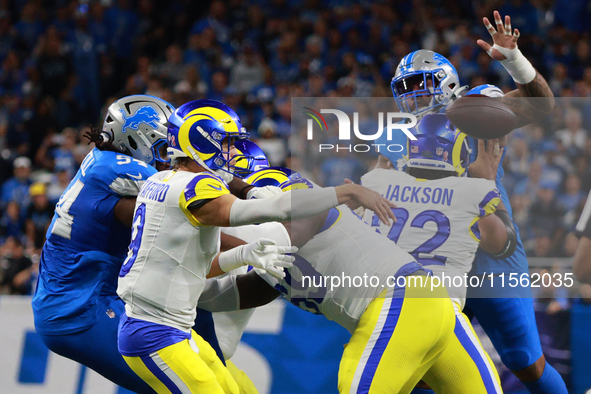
top-left (35, 128), bottom-right (77, 175)
top-left (514, 160), bottom-right (543, 202)
top-left (174, 65), bottom-right (208, 99)
top-left (255, 118), bottom-right (287, 167)
top-left (0, 156), bottom-right (31, 210)
top-left (319, 146), bottom-right (367, 187)
top-left (25, 98), bottom-right (59, 162)
top-left (24, 182), bottom-right (52, 251)
top-left (0, 236), bottom-right (33, 295)
top-left (13, 2), bottom-right (44, 51)
top-left (46, 165), bottom-right (71, 206)
top-left (152, 44), bottom-right (189, 86)
top-left (528, 180), bottom-right (565, 256)
top-left (559, 173), bottom-right (584, 213)
top-left (548, 63), bottom-right (572, 96)
top-left (230, 41), bottom-right (264, 94)
top-left (68, 6), bottom-right (102, 119)
top-left (0, 201), bottom-right (24, 242)
top-left (555, 108), bottom-right (587, 151)
top-left (36, 27), bottom-right (75, 101)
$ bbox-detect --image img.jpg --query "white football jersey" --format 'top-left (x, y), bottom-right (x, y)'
top-left (258, 205), bottom-right (422, 334)
top-left (118, 170), bottom-right (231, 332)
top-left (361, 168), bottom-right (500, 306)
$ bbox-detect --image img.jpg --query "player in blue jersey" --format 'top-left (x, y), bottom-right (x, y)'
top-left (32, 95), bottom-right (175, 393)
top-left (373, 10), bottom-right (567, 394)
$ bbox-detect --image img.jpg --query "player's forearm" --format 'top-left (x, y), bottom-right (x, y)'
top-left (502, 72), bottom-right (555, 127)
top-left (237, 271), bottom-right (280, 309)
top-left (479, 206), bottom-right (517, 258)
top-left (220, 232), bottom-right (247, 252)
top-left (228, 177), bottom-right (254, 199)
top-left (207, 253), bottom-right (227, 278)
top-left (229, 187), bottom-right (338, 226)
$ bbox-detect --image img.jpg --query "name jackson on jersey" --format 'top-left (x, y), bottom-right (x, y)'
top-left (383, 184), bottom-right (454, 206)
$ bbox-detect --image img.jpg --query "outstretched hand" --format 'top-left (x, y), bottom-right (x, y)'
top-left (241, 238), bottom-right (297, 279)
top-left (477, 11), bottom-right (520, 61)
top-left (336, 182), bottom-right (396, 226)
top-left (467, 139), bottom-right (504, 180)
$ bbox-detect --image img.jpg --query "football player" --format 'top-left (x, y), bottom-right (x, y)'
top-left (372, 10), bottom-right (566, 394)
top-left (116, 99), bottom-right (395, 394)
top-left (361, 113), bottom-right (512, 393)
top-left (200, 159), bottom-right (516, 393)
top-left (32, 95), bottom-right (175, 393)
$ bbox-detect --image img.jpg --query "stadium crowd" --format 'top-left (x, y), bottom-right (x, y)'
top-left (0, 0), bottom-right (591, 295)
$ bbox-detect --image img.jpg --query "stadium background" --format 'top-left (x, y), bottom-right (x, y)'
top-left (0, 0), bottom-right (590, 393)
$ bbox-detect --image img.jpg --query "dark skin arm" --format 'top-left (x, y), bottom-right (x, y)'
top-left (113, 197), bottom-right (137, 227)
top-left (206, 233), bottom-right (249, 278)
top-left (237, 270), bottom-right (281, 309)
top-left (228, 177), bottom-right (255, 199)
top-left (477, 11), bottom-right (555, 128)
top-left (502, 72), bottom-right (554, 128)
top-left (282, 213), bottom-right (327, 248)
top-left (478, 201), bottom-right (509, 255)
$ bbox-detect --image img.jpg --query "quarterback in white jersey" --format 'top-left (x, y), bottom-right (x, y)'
top-left (116, 100), bottom-right (396, 394)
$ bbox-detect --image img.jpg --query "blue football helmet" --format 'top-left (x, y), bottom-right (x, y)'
top-left (102, 95), bottom-right (175, 166)
top-left (230, 140), bottom-right (269, 178)
top-left (391, 50), bottom-right (463, 119)
top-left (243, 167), bottom-right (313, 191)
top-left (167, 99), bottom-right (249, 176)
top-left (406, 113), bottom-right (470, 176)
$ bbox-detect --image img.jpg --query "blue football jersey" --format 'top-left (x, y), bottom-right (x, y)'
top-left (33, 148), bottom-right (157, 335)
top-left (467, 137), bottom-right (528, 274)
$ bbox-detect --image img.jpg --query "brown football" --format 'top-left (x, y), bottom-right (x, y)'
top-left (445, 94), bottom-right (518, 139)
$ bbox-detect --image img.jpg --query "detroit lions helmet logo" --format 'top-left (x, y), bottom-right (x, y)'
top-left (120, 106), bottom-right (161, 133)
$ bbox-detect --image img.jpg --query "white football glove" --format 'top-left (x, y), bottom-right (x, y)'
top-left (240, 238), bottom-right (296, 279)
top-left (218, 238), bottom-right (296, 279)
top-left (247, 185), bottom-right (283, 200)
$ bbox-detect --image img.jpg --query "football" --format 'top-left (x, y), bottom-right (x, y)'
top-left (445, 94), bottom-right (518, 139)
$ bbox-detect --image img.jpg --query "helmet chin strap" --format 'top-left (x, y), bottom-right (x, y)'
top-left (185, 145), bottom-right (234, 184)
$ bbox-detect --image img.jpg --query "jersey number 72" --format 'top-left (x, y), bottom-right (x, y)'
top-left (371, 208), bottom-right (450, 266)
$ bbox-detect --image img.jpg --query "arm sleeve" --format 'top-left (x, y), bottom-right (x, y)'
top-left (576, 191), bottom-right (591, 238)
top-left (229, 186), bottom-right (339, 226)
top-left (198, 275), bottom-right (240, 312)
top-left (106, 159), bottom-right (157, 196)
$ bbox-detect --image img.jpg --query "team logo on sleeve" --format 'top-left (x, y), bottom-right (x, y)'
top-left (120, 106), bottom-right (161, 133)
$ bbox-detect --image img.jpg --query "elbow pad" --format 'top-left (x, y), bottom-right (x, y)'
top-left (492, 209), bottom-right (517, 259)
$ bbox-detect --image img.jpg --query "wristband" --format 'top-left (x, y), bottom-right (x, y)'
top-left (218, 245), bottom-right (245, 272)
top-left (488, 44), bottom-right (536, 84)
